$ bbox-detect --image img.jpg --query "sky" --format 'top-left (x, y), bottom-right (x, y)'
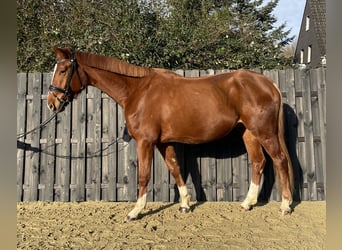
top-left (270, 0), bottom-right (307, 39)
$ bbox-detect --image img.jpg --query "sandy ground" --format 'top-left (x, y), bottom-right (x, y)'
top-left (17, 201), bottom-right (326, 249)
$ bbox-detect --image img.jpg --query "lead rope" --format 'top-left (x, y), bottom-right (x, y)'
top-left (16, 112), bottom-right (58, 139)
top-left (17, 113), bottom-right (131, 158)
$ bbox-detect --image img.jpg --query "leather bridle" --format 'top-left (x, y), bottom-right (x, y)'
top-left (48, 52), bottom-right (83, 110)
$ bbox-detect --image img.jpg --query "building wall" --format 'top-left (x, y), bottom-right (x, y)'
top-left (294, 1), bottom-right (323, 68)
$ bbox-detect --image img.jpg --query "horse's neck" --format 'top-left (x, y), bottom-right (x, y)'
top-left (84, 66), bottom-right (137, 108)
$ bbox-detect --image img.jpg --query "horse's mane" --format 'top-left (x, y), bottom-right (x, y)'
top-left (76, 51), bottom-right (151, 78)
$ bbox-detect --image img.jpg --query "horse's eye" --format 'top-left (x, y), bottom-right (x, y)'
top-left (60, 69), bottom-right (66, 75)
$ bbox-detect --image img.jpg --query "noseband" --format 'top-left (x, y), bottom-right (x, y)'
top-left (49, 52), bottom-right (83, 109)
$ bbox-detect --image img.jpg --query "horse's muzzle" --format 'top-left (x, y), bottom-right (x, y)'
top-left (48, 103), bottom-right (56, 112)
top-left (47, 92), bottom-right (67, 113)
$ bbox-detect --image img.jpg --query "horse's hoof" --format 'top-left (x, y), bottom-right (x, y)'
top-left (179, 207), bottom-right (190, 213)
top-left (240, 204), bottom-right (252, 211)
top-left (127, 215), bottom-right (138, 221)
top-left (280, 208), bottom-right (293, 216)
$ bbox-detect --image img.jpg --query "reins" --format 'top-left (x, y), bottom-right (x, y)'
top-left (17, 112), bottom-right (130, 158)
top-left (35, 135), bottom-right (129, 159)
top-left (16, 112), bottom-right (58, 139)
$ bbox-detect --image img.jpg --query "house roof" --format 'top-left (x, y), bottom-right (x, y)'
top-left (309, 0), bottom-right (326, 56)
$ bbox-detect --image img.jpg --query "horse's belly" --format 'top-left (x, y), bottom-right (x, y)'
top-left (160, 114), bottom-right (237, 144)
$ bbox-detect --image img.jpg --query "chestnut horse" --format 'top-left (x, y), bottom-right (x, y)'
top-left (47, 47), bottom-right (294, 220)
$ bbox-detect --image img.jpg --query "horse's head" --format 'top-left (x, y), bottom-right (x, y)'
top-left (47, 46), bottom-right (86, 113)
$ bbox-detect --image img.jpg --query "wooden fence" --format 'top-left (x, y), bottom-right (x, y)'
top-left (17, 68), bottom-right (326, 203)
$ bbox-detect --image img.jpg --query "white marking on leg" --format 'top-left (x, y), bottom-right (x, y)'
top-left (241, 175), bottom-right (264, 210)
top-left (127, 193), bottom-right (147, 220)
top-left (280, 197), bottom-right (293, 215)
top-left (241, 182), bottom-right (259, 209)
top-left (178, 185), bottom-right (190, 209)
top-left (259, 174), bottom-right (264, 190)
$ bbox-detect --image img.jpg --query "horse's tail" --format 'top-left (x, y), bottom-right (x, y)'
top-left (276, 87), bottom-right (294, 194)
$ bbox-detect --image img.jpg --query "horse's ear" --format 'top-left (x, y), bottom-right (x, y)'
top-left (51, 46), bottom-right (71, 60)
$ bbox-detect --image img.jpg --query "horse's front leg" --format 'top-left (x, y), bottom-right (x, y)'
top-left (157, 143), bottom-right (191, 212)
top-left (127, 140), bottom-right (153, 221)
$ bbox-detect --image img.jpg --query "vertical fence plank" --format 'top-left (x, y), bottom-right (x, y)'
top-left (153, 148), bottom-right (170, 201)
top-left (17, 73), bottom-right (27, 201)
top-left (117, 105), bottom-right (138, 201)
top-left (303, 70), bottom-right (317, 200)
top-left (128, 139), bottom-right (138, 201)
top-left (101, 94), bottom-right (118, 201)
top-left (294, 69), bottom-right (307, 200)
top-left (216, 155), bottom-right (233, 201)
top-left (309, 69), bottom-right (321, 200)
top-left (45, 76), bottom-right (58, 202)
top-left (310, 68), bottom-right (325, 200)
top-left (54, 101), bottom-right (71, 201)
top-left (239, 154), bottom-right (249, 201)
top-left (23, 73), bottom-right (41, 201)
top-left (109, 98), bottom-right (118, 201)
top-left (94, 89), bottom-right (102, 200)
top-left (85, 87), bottom-right (102, 200)
top-left (101, 93), bottom-right (110, 201)
top-left (215, 132), bottom-right (234, 202)
top-left (175, 69), bottom-right (184, 77)
top-left (39, 73), bottom-right (55, 201)
top-left (117, 105), bottom-right (127, 200)
top-left (317, 67), bottom-right (326, 198)
top-left (232, 157), bottom-right (240, 201)
top-left (70, 90), bottom-right (87, 201)
top-left (200, 143), bottom-right (215, 201)
top-left (85, 88), bottom-right (95, 200)
top-left (285, 69), bottom-right (296, 112)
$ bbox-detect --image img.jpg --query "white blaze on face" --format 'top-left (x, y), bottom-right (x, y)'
top-left (51, 63), bottom-right (58, 85)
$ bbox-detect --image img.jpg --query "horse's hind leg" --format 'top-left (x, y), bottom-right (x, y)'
top-left (241, 129), bottom-right (266, 211)
top-left (259, 135), bottom-right (293, 214)
top-left (157, 143), bottom-right (191, 212)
